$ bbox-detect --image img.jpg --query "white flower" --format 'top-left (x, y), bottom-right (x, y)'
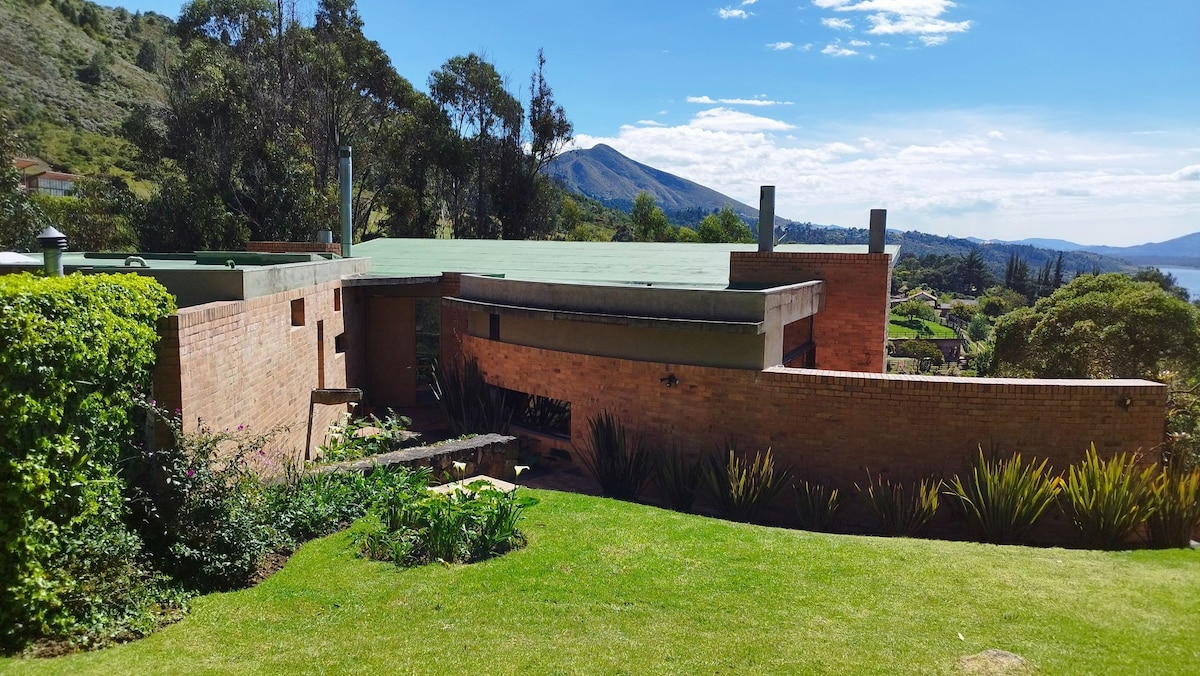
top-left (452, 461), bottom-right (467, 472)
top-left (514, 465), bottom-right (530, 478)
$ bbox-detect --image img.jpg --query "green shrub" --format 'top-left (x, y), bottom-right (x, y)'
top-left (430, 357), bottom-right (514, 436)
top-left (652, 446), bottom-right (704, 512)
top-left (125, 411), bottom-right (287, 592)
top-left (1061, 445), bottom-right (1157, 550)
top-left (318, 411), bottom-right (414, 463)
top-left (892, 339), bottom-right (945, 365)
top-left (704, 446), bottom-right (793, 523)
top-left (794, 480), bottom-right (840, 532)
top-left (1146, 465), bottom-right (1200, 548)
top-left (855, 472), bottom-right (942, 537)
top-left (967, 313), bottom-right (991, 341)
top-left (268, 466), bottom-right (421, 543)
top-left (353, 472), bottom-right (538, 566)
top-left (945, 449), bottom-right (1061, 545)
top-left (0, 273), bottom-right (175, 651)
top-left (578, 412), bottom-right (652, 501)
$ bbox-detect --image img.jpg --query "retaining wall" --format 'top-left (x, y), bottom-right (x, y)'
top-left (463, 335), bottom-right (1166, 504)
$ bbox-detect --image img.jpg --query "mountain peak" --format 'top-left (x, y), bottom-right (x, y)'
top-left (548, 144), bottom-right (761, 221)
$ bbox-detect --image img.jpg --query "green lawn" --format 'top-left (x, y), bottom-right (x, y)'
top-left (4, 490), bottom-right (1198, 675)
top-left (889, 313), bottom-right (959, 339)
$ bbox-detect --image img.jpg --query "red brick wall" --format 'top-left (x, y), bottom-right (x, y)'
top-left (247, 241), bottom-right (342, 255)
top-left (154, 280), bottom-right (349, 462)
top-left (730, 252), bottom-right (891, 372)
top-left (465, 335), bottom-right (1165, 492)
top-left (440, 273), bottom-right (467, 367)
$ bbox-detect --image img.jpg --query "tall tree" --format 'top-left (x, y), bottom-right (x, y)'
top-left (696, 206), bottom-right (753, 243)
top-left (957, 248), bottom-right (990, 294)
top-left (429, 50), bottom-right (571, 240)
top-left (992, 273), bottom-right (1200, 379)
top-left (631, 191), bottom-right (671, 242)
top-left (0, 112), bottom-right (45, 251)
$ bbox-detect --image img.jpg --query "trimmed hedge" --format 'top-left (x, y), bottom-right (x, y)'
top-left (0, 272), bottom-right (175, 650)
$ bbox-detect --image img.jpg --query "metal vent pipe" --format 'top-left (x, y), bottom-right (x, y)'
top-left (339, 146), bottom-right (353, 258)
top-left (37, 226), bottom-right (67, 277)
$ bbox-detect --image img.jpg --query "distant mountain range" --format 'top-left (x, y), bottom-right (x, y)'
top-left (970, 234), bottom-right (1200, 268)
top-left (548, 144), bottom-right (1199, 271)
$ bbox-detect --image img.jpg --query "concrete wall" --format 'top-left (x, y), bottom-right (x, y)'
top-left (466, 311), bottom-right (768, 369)
top-left (730, 251), bottom-right (891, 372)
top-left (154, 279), bottom-right (351, 461)
top-left (463, 335), bottom-right (1166, 517)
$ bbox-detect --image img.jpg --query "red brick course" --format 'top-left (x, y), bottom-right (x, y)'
top-left (464, 336), bottom-right (1166, 493)
top-left (154, 280), bottom-right (349, 461)
top-left (247, 241), bottom-right (342, 255)
top-left (730, 252), bottom-right (892, 372)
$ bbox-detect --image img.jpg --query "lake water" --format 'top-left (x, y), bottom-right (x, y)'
top-left (1159, 267), bottom-right (1200, 301)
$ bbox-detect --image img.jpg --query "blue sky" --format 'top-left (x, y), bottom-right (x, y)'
top-left (122, 1), bottom-right (1199, 245)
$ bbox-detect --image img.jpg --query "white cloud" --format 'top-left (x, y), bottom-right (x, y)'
top-left (799, 43), bottom-right (814, 51)
top-left (767, 41), bottom-right (795, 50)
top-left (569, 109), bottom-right (1200, 246)
top-left (821, 17), bottom-right (854, 30)
top-left (849, 39), bottom-right (871, 47)
top-left (1174, 165), bottom-right (1200, 181)
top-left (689, 107), bottom-right (796, 132)
top-left (688, 95), bottom-right (795, 106)
top-left (812, 0), bottom-right (970, 46)
top-left (719, 8), bottom-right (749, 19)
top-left (867, 15), bottom-right (970, 35)
top-left (742, 0), bottom-right (758, 4)
top-left (822, 44), bottom-right (858, 56)
top-left (636, 120), bottom-right (666, 127)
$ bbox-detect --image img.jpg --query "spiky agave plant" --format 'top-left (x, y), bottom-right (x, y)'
top-left (430, 357), bottom-right (514, 436)
top-left (794, 480), bottom-right (840, 532)
top-left (946, 448), bottom-right (1061, 545)
top-left (577, 412), bottom-right (652, 501)
top-left (1061, 444), bottom-right (1157, 550)
top-left (1146, 464), bottom-right (1200, 548)
top-left (704, 444), bottom-right (794, 523)
top-left (856, 471), bottom-right (942, 537)
top-left (653, 445), bottom-right (705, 513)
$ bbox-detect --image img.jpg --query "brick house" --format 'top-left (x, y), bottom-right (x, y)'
top-left (2, 235), bottom-right (1168, 525)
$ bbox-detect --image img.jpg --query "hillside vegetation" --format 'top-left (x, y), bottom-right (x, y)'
top-left (0, 0), bottom-right (175, 180)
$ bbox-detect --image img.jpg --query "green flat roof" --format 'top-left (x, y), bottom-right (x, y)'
top-left (6, 251), bottom-right (334, 270)
top-left (354, 239), bottom-right (899, 287)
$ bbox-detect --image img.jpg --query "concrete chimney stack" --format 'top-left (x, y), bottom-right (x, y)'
top-left (758, 186), bottom-right (776, 253)
top-left (868, 209), bottom-right (886, 254)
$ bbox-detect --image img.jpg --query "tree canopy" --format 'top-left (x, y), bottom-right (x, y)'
top-left (992, 273), bottom-right (1200, 380)
top-left (696, 206), bottom-right (753, 243)
top-left (121, 0), bottom-right (572, 250)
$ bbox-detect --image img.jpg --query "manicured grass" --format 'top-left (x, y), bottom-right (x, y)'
top-left (889, 313), bottom-right (959, 339)
top-left (4, 490), bottom-right (1198, 674)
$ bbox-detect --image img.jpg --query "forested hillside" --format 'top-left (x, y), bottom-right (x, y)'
top-left (0, 0), bottom-right (175, 182)
top-left (2, 0), bottom-right (579, 251)
top-left (780, 222), bottom-right (1125, 280)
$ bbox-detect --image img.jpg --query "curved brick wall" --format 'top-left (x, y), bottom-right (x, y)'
top-left (464, 335), bottom-right (1167, 488)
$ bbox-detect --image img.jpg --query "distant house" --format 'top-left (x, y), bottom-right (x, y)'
top-left (907, 290), bottom-right (939, 307)
top-left (11, 158), bottom-right (81, 197)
